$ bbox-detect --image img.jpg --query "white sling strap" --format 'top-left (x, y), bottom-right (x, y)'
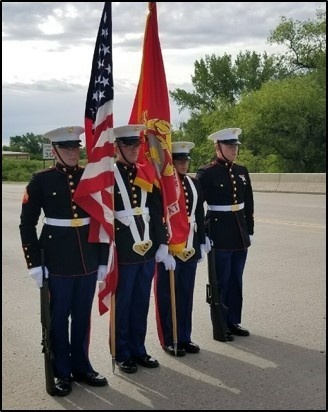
top-left (176, 176), bottom-right (197, 261)
top-left (185, 176), bottom-right (197, 249)
top-left (114, 165), bottom-right (152, 255)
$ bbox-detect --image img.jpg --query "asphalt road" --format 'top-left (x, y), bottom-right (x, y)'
top-left (2, 183), bottom-right (326, 410)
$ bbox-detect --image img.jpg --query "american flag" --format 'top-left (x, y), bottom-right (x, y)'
top-left (74, 2), bottom-right (117, 315)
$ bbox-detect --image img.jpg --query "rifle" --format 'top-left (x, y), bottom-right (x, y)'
top-left (206, 223), bottom-right (231, 342)
top-left (169, 268), bottom-right (178, 356)
top-left (40, 249), bottom-right (56, 396)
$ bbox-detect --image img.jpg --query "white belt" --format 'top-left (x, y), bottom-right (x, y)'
top-left (114, 207), bottom-right (149, 218)
top-left (208, 203), bottom-right (244, 212)
top-left (45, 217), bottom-right (90, 227)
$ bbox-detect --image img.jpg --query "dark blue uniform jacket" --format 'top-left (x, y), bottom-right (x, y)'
top-left (196, 158), bottom-right (254, 250)
top-left (19, 163), bottom-right (109, 276)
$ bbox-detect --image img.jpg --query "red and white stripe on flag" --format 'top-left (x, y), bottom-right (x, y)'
top-left (73, 2), bottom-right (117, 315)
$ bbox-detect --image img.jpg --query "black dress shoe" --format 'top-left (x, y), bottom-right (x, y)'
top-left (73, 371), bottom-right (108, 387)
top-left (229, 324), bottom-right (250, 336)
top-left (116, 360), bottom-right (138, 374)
top-left (224, 330), bottom-right (235, 341)
top-left (55, 378), bottom-right (72, 396)
top-left (163, 345), bottom-right (186, 357)
top-left (181, 342), bottom-right (200, 354)
top-left (134, 354), bottom-right (159, 368)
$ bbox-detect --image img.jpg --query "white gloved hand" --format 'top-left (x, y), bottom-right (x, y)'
top-left (249, 235), bottom-right (253, 245)
top-left (97, 265), bottom-right (108, 281)
top-left (155, 244), bottom-right (169, 263)
top-left (198, 244), bottom-right (206, 263)
top-left (29, 266), bottom-right (49, 288)
top-left (162, 254), bottom-right (176, 271)
top-left (204, 236), bottom-right (212, 253)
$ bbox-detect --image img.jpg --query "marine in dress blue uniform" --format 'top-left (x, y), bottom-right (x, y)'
top-left (113, 124), bottom-right (170, 373)
top-left (155, 142), bottom-right (208, 356)
top-left (196, 128), bottom-right (254, 337)
top-left (19, 126), bottom-right (108, 396)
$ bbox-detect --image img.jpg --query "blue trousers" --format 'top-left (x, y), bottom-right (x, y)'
top-left (155, 259), bottom-right (197, 346)
top-left (214, 249), bottom-right (248, 326)
top-left (49, 272), bottom-right (97, 379)
top-left (115, 260), bottom-right (155, 362)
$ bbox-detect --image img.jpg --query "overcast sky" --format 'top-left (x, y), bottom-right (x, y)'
top-left (2, 2), bottom-right (325, 146)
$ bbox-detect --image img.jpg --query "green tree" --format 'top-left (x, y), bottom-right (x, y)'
top-left (8, 133), bottom-right (44, 159)
top-left (170, 51), bottom-right (286, 113)
top-left (170, 7), bottom-right (326, 173)
top-left (4, 133), bottom-right (87, 160)
top-left (268, 8), bottom-right (326, 73)
top-left (234, 75), bottom-right (325, 172)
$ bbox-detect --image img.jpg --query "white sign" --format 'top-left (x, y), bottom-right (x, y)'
top-left (42, 143), bottom-right (54, 160)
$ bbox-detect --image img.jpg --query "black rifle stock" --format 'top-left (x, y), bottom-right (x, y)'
top-left (206, 228), bottom-right (229, 342)
top-left (40, 249), bottom-right (56, 396)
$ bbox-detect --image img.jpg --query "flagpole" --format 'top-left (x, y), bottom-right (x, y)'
top-left (110, 142), bottom-right (117, 373)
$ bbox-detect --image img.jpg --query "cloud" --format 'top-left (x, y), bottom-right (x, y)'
top-left (2, 2), bottom-right (325, 143)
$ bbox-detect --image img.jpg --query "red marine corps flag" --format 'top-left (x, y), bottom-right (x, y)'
top-left (73, 2), bottom-right (117, 315)
top-left (129, 2), bottom-right (189, 253)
